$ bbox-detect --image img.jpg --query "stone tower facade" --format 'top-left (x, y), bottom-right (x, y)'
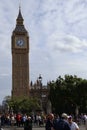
top-left (11, 7), bottom-right (50, 113)
top-left (11, 8), bottom-right (29, 98)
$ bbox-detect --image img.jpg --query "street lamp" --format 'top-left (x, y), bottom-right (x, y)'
top-left (38, 74), bottom-right (42, 87)
top-left (38, 74), bottom-right (43, 111)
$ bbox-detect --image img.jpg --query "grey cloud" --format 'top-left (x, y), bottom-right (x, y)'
top-left (1, 0), bottom-right (87, 104)
top-left (47, 34), bottom-right (87, 53)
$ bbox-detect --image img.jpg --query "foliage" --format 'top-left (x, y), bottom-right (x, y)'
top-left (4, 96), bottom-right (40, 114)
top-left (3, 74), bottom-right (87, 115)
top-left (48, 75), bottom-right (87, 115)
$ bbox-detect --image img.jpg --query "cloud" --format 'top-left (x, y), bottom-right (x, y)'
top-left (46, 34), bottom-right (87, 53)
top-left (0, 73), bottom-right (10, 77)
top-left (0, 0), bottom-right (87, 104)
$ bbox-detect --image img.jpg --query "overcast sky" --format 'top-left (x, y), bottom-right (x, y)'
top-left (0, 0), bottom-right (87, 104)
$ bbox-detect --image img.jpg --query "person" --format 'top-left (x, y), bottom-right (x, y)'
top-left (10, 114), bottom-right (16, 126)
top-left (45, 113), bottom-right (54, 130)
top-left (84, 114), bottom-right (87, 130)
top-left (54, 113), bottom-right (71, 130)
top-left (68, 116), bottom-right (79, 130)
top-left (24, 116), bottom-right (32, 130)
top-left (16, 113), bottom-right (22, 127)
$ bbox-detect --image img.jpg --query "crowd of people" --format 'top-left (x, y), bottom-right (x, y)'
top-left (45, 113), bottom-right (80, 130)
top-left (0, 112), bottom-right (45, 130)
top-left (0, 112), bottom-right (87, 130)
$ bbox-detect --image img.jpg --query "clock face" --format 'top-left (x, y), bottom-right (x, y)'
top-left (16, 39), bottom-right (24, 47)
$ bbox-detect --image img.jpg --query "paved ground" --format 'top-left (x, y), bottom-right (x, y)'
top-left (2, 125), bottom-right (86, 130)
top-left (80, 125), bottom-right (85, 130)
top-left (3, 125), bottom-right (86, 130)
top-left (33, 125), bottom-right (85, 130)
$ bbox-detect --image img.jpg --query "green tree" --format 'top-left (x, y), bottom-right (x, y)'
top-left (49, 75), bottom-right (87, 115)
top-left (4, 97), bottom-right (40, 114)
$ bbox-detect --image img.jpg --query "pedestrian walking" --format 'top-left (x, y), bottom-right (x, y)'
top-left (45, 113), bottom-right (54, 130)
top-left (24, 116), bottom-right (32, 130)
top-left (54, 113), bottom-right (71, 130)
top-left (68, 116), bottom-right (79, 130)
top-left (84, 114), bottom-right (87, 130)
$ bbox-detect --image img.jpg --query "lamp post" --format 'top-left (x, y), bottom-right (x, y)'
top-left (38, 74), bottom-right (43, 111)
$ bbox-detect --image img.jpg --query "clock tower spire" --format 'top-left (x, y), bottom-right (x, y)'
top-left (14, 6), bottom-right (27, 33)
top-left (16, 6), bottom-right (23, 25)
top-left (11, 7), bottom-right (30, 99)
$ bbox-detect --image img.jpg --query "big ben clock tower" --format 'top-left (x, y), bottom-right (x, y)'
top-left (11, 7), bottom-right (29, 98)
